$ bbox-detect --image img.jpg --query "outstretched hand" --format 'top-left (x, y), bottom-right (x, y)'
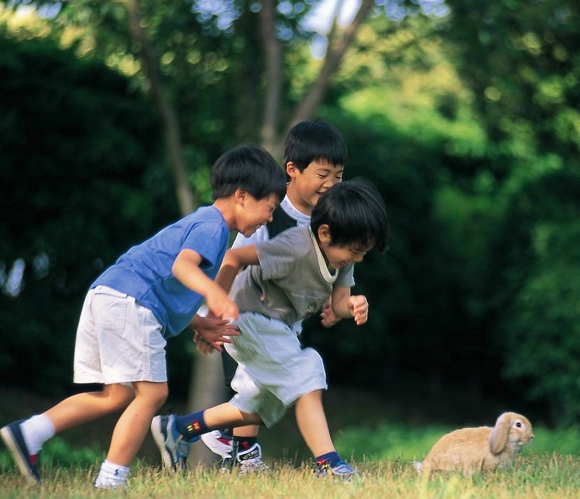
top-left (349, 295), bottom-right (368, 325)
top-left (320, 301), bottom-right (341, 328)
top-left (191, 315), bottom-right (239, 354)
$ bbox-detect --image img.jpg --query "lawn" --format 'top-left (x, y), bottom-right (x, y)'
top-left (2, 384), bottom-right (580, 498)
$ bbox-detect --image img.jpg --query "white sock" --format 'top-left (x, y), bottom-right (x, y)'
top-left (94, 459), bottom-right (130, 489)
top-left (21, 414), bottom-right (55, 455)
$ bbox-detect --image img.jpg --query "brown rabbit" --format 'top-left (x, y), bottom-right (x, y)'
top-left (413, 412), bottom-right (534, 476)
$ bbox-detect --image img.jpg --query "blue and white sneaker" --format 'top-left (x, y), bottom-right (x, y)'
top-left (0, 420), bottom-right (41, 484)
top-left (151, 415), bottom-right (197, 473)
top-left (315, 459), bottom-right (360, 480)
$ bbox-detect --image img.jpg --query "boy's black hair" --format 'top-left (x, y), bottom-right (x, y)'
top-left (211, 144), bottom-right (287, 201)
top-left (283, 120), bottom-right (348, 172)
top-left (311, 179), bottom-right (389, 252)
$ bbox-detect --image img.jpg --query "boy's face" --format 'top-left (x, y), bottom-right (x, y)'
top-left (237, 192), bottom-right (280, 237)
top-left (317, 225), bottom-right (373, 270)
top-left (286, 160), bottom-right (344, 215)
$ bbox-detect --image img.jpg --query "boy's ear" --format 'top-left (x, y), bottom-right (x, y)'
top-left (234, 189), bottom-right (248, 205)
top-left (286, 162), bottom-right (299, 178)
top-left (317, 224), bottom-right (332, 244)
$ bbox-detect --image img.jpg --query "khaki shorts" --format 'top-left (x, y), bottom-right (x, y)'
top-left (225, 312), bottom-right (327, 428)
top-left (73, 285), bottom-right (167, 385)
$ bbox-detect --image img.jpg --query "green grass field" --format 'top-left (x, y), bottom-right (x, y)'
top-left (2, 422), bottom-right (580, 498)
top-left (1, 453), bottom-right (580, 498)
top-left (2, 386), bottom-right (580, 497)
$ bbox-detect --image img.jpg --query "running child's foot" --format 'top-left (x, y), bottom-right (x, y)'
top-left (200, 429), bottom-right (233, 460)
top-left (0, 420), bottom-right (41, 484)
top-left (151, 414), bottom-right (197, 472)
top-left (235, 443), bottom-right (268, 475)
top-left (202, 432), bottom-right (267, 474)
top-left (315, 459), bottom-right (360, 480)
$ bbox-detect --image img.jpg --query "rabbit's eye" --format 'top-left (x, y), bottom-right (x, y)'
top-left (516, 422), bottom-right (522, 428)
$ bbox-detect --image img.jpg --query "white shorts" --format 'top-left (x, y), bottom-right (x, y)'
top-left (225, 312), bottom-right (327, 428)
top-left (73, 285), bottom-right (167, 385)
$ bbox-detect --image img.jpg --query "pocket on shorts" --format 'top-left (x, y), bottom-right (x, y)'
top-left (93, 287), bottom-right (131, 331)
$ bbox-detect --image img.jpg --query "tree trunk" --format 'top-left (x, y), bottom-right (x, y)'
top-left (127, 0), bottom-right (223, 466)
top-left (269, 0), bottom-right (375, 159)
top-left (259, 0), bottom-right (283, 156)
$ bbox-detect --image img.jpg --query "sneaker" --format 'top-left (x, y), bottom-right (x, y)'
top-left (94, 477), bottom-right (129, 489)
top-left (315, 460), bottom-right (360, 480)
top-left (0, 420), bottom-right (41, 484)
top-left (151, 415), bottom-right (197, 472)
top-left (200, 430), bottom-right (233, 459)
top-left (235, 442), bottom-right (267, 475)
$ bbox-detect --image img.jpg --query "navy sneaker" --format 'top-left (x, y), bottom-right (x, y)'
top-left (0, 420), bottom-right (41, 484)
top-left (315, 459), bottom-right (360, 480)
top-left (151, 414), bottom-right (198, 473)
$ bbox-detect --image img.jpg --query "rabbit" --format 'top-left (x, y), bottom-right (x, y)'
top-left (413, 412), bottom-right (534, 476)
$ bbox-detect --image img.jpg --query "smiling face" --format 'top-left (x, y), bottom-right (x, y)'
top-left (316, 224), bottom-right (374, 270)
top-left (237, 191), bottom-right (280, 237)
top-left (286, 160), bottom-right (344, 215)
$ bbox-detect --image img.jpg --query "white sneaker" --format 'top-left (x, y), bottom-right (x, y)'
top-left (236, 443), bottom-right (267, 475)
top-left (200, 430), bottom-right (233, 459)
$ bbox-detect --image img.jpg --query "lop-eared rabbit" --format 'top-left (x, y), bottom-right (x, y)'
top-left (414, 412), bottom-right (534, 476)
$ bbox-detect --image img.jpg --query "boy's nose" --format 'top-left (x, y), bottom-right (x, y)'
top-left (323, 177), bottom-right (340, 188)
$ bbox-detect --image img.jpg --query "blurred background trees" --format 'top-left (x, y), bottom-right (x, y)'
top-left (1, 0), bottom-right (579, 436)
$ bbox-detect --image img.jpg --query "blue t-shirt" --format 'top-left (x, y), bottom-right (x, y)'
top-left (92, 206), bottom-right (229, 338)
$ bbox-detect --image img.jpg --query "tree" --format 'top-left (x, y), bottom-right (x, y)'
top-left (13, 0), bottom-right (382, 462)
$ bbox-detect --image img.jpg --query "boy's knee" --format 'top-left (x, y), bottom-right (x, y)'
top-left (106, 384), bottom-right (136, 411)
top-left (141, 382), bottom-right (169, 409)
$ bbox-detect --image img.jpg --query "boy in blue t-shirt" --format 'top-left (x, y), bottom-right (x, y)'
top-left (0, 144), bottom-right (286, 489)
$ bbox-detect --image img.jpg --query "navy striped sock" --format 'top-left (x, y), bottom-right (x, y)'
top-left (316, 451), bottom-right (341, 467)
top-left (233, 436), bottom-right (258, 451)
top-left (175, 410), bottom-right (209, 440)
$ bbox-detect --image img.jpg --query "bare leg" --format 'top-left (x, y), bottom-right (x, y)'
top-left (202, 402), bottom-right (263, 429)
top-left (45, 383), bottom-right (135, 433)
top-left (105, 381), bottom-right (168, 467)
top-left (295, 390), bottom-right (335, 457)
top-left (233, 425), bottom-right (260, 438)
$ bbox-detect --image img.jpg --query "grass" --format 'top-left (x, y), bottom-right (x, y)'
top-left (1, 454), bottom-right (580, 498)
top-left (2, 385), bottom-right (580, 497)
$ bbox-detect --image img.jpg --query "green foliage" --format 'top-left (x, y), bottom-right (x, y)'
top-left (492, 171), bottom-right (580, 425)
top-left (336, 422), bottom-right (449, 462)
top-left (2, 0), bottom-right (580, 431)
top-left (0, 33), bottom-right (180, 394)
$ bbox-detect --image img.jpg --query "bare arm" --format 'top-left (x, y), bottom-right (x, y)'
top-left (173, 249), bottom-right (238, 321)
top-left (183, 246), bottom-right (259, 354)
top-left (215, 245), bottom-right (260, 293)
top-left (331, 286), bottom-right (369, 326)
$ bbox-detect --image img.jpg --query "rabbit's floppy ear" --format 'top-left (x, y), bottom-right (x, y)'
top-left (489, 412), bottom-right (512, 454)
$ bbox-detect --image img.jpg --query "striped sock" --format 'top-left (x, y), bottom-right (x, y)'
top-left (233, 436), bottom-right (258, 451)
top-left (316, 451), bottom-right (341, 467)
top-left (175, 410), bottom-right (209, 440)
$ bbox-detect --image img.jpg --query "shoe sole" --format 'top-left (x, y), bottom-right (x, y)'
top-left (150, 418), bottom-right (177, 473)
top-left (0, 426), bottom-right (39, 485)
